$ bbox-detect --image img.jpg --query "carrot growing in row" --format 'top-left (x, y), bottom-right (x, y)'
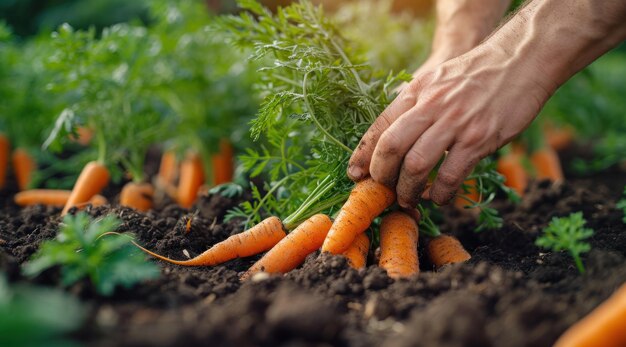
top-left (342, 233), bottom-right (370, 269)
top-left (530, 146), bottom-right (564, 183)
top-left (379, 211), bottom-right (420, 278)
top-left (496, 144), bottom-right (529, 197)
top-left (14, 189), bottom-right (107, 207)
top-left (62, 161), bottom-right (110, 215)
top-left (322, 177), bottom-right (395, 254)
top-left (211, 138), bottom-right (234, 186)
top-left (0, 133), bottom-right (8, 189)
top-left (120, 182), bottom-right (154, 212)
top-left (176, 151), bottom-right (205, 209)
top-left (242, 214), bottom-right (332, 280)
top-left (132, 216), bottom-right (285, 266)
top-left (12, 148), bottom-right (36, 191)
top-left (427, 234), bottom-right (471, 268)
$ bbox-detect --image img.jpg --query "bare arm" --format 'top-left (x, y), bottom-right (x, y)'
top-left (349, 0), bottom-right (626, 208)
top-left (419, 0), bottom-right (512, 73)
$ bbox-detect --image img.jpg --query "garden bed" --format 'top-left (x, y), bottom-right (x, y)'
top-left (1, 153), bottom-right (624, 347)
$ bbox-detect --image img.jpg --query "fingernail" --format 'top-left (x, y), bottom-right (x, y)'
top-left (348, 165), bottom-right (363, 180)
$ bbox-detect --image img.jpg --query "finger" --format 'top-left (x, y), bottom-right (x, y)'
top-left (347, 87), bottom-right (419, 181)
top-left (369, 105), bottom-right (434, 187)
top-left (396, 124), bottom-right (454, 208)
top-left (429, 146), bottom-right (480, 206)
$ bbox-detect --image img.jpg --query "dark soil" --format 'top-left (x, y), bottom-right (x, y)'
top-left (1, 159), bottom-right (625, 347)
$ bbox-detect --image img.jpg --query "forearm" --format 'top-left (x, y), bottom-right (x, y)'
top-left (430, 0), bottom-right (512, 60)
top-left (482, 0), bottom-right (626, 92)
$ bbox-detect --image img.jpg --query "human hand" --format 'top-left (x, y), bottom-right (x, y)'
top-left (348, 44), bottom-right (555, 208)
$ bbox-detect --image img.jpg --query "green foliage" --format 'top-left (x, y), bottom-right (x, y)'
top-left (43, 22), bottom-right (173, 182)
top-left (147, 0), bottom-right (259, 177)
top-left (333, 0), bottom-right (433, 73)
top-left (540, 51), bottom-right (626, 173)
top-left (23, 212), bottom-right (160, 296)
top-left (219, 0), bottom-right (510, 233)
top-left (617, 186), bottom-right (626, 224)
top-left (0, 273), bottom-right (85, 347)
top-left (535, 212), bottom-right (594, 274)
top-left (42, 0), bottom-right (258, 184)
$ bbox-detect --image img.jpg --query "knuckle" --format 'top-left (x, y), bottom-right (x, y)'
top-left (377, 131), bottom-right (402, 156)
top-left (435, 170), bottom-right (461, 189)
top-left (402, 151), bottom-right (429, 177)
top-left (460, 127), bottom-right (486, 147)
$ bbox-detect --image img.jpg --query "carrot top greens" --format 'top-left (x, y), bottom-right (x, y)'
top-left (219, 0), bottom-right (515, 234)
top-left (23, 212), bottom-right (160, 296)
top-left (535, 212), bottom-right (594, 274)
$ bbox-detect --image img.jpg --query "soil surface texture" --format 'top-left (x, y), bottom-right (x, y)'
top-left (1, 160), bottom-right (625, 347)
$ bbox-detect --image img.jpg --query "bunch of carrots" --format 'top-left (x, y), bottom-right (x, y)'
top-left (130, 177), bottom-right (472, 280)
top-left (496, 122), bottom-right (572, 197)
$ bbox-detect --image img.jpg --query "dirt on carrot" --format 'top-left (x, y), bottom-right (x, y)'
top-left (341, 232), bottom-right (370, 269)
top-left (379, 211), bottom-right (419, 279)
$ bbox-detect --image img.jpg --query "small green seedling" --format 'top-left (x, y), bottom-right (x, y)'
top-left (616, 186), bottom-right (626, 224)
top-left (23, 212), bottom-right (160, 296)
top-left (535, 212), bottom-right (594, 274)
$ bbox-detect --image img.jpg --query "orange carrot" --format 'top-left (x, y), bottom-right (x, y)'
top-left (176, 151), bottom-right (204, 209)
top-left (341, 233), bottom-right (370, 269)
top-left (14, 189), bottom-right (107, 207)
top-left (496, 152), bottom-right (528, 197)
top-left (134, 216), bottom-right (285, 266)
top-left (427, 234), bottom-right (471, 268)
top-left (544, 124), bottom-right (574, 151)
top-left (554, 283), bottom-right (626, 347)
top-left (211, 139), bottom-right (234, 186)
top-left (453, 178), bottom-right (481, 209)
top-left (157, 150), bottom-right (178, 187)
top-left (69, 126), bottom-right (94, 146)
top-left (322, 177), bottom-right (395, 254)
top-left (120, 182), bottom-right (154, 212)
top-left (0, 134), bottom-right (9, 189)
top-left (241, 214), bottom-right (332, 280)
top-left (530, 147), bottom-right (564, 183)
top-left (62, 161), bottom-right (110, 215)
top-left (12, 148), bottom-right (36, 191)
top-left (379, 212), bottom-right (419, 278)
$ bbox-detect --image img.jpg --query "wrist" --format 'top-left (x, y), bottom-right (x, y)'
top-left (485, 0), bottom-right (626, 91)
